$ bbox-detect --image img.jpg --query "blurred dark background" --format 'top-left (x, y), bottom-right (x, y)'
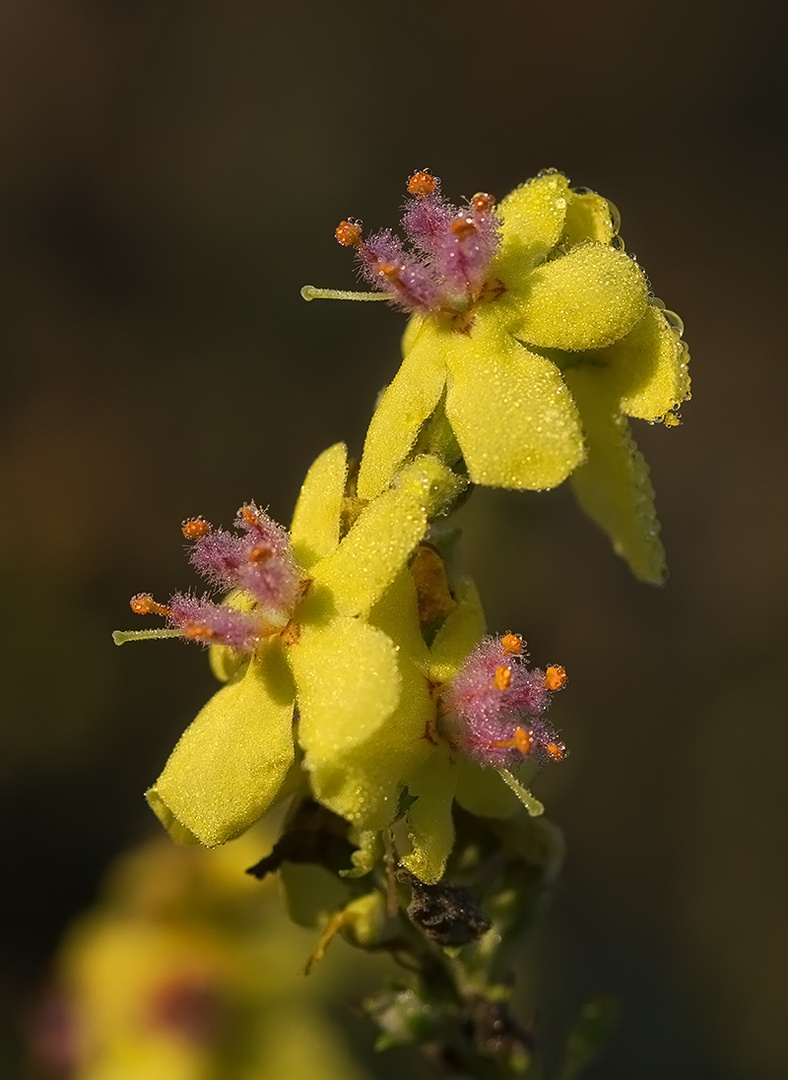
top-left (1, 1), bottom-right (786, 1076)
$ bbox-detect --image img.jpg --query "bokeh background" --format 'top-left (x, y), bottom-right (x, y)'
top-left (1, 1), bottom-right (786, 1076)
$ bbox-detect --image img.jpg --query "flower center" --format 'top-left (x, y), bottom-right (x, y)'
top-left (335, 170), bottom-right (504, 319)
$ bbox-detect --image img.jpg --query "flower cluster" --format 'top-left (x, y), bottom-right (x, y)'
top-left (116, 167), bottom-right (689, 889)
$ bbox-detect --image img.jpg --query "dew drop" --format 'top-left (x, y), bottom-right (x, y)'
top-left (662, 309), bottom-right (685, 336)
top-left (606, 199), bottom-right (621, 233)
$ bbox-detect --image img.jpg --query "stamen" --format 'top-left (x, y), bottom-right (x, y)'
top-left (491, 727), bottom-right (532, 754)
top-left (335, 219), bottom-right (363, 247)
top-left (492, 665), bottom-right (512, 691)
top-left (546, 742), bottom-right (565, 760)
top-left (471, 192), bottom-right (495, 213)
top-left (544, 665), bottom-right (567, 691)
top-left (450, 217), bottom-right (477, 240)
top-left (181, 517), bottom-right (211, 541)
top-left (501, 633), bottom-right (523, 656)
top-left (407, 170), bottom-right (438, 197)
top-left (377, 263), bottom-right (401, 281)
top-left (130, 593), bottom-right (171, 617)
top-left (184, 624), bottom-right (217, 642)
top-left (249, 544), bottom-right (273, 564)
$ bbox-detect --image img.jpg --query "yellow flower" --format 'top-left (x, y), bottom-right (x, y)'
top-left (145, 446), bottom-right (465, 853)
top-left (312, 170), bottom-right (690, 582)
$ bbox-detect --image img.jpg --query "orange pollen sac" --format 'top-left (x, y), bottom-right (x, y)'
top-left (249, 544), bottom-right (272, 564)
top-left (492, 727), bottom-right (532, 755)
top-left (492, 665), bottom-right (512, 691)
top-left (240, 506), bottom-right (261, 528)
top-left (544, 665), bottom-right (567, 691)
top-left (501, 633), bottom-right (523, 656)
top-left (335, 219), bottom-right (363, 247)
top-left (450, 217), bottom-right (477, 240)
top-left (407, 169), bottom-right (437, 196)
top-left (181, 517), bottom-right (211, 541)
top-left (546, 742), bottom-right (565, 761)
top-left (378, 263), bottom-right (402, 281)
top-left (471, 192), bottom-right (495, 213)
top-left (130, 593), bottom-right (171, 617)
top-left (184, 624), bottom-right (216, 642)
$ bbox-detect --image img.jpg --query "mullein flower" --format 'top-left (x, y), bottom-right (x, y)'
top-left (119, 447), bottom-right (465, 854)
top-left (305, 169), bottom-right (690, 582)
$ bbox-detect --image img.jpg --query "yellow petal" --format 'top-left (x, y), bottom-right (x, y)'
top-left (608, 305), bottom-right (691, 421)
top-left (400, 749), bottom-right (458, 883)
top-left (565, 369), bottom-right (667, 584)
top-left (357, 323), bottom-right (447, 501)
top-left (561, 189), bottom-right (616, 246)
top-left (507, 243), bottom-right (649, 351)
top-left (147, 644), bottom-right (296, 846)
top-left (290, 442), bottom-right (348, 569)
top-left (315, 456), bottom-right (464, 616)
top-left (291, 617), bottom-right (401, 757)
top-left (494, 172), bottom-right (570, 280)
top-left (292, 612), bottom-right (435, 831)
top-left (370, 566), bottom-right (430, 670)
top-left (428, 577), bottom-right (486, 684)
top-left (444, 314), bottom-right (585, 489)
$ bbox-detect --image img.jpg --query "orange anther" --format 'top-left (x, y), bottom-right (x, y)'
top-left (240, 505), bottom-right (260, 527)
top-left (546, 742), bottom-right (565, 760)
top-left (544, 665), bottom-right (567, 691)
top-left (184, 624), bottom-right (216, 642)
top-left (493, 665), bottom-right (512, 691)
top-left (181, 517), bottom-right (210, 540)
top-left (249, 544), bottom-right (272, 564)
top-left (407, 170), bottom-right (437, 196)
top-left (335, 219), bottom-right (363, 247)
top-left (501, 633), bottom-right (523, 656)
top-left (471, 192), bottom-right (495, 213)
top-left (378, 263), bottom-right (401, 281)
top-left (491, 727), bottom-right (532, 755)
top-left (130, 593), bottom-right (171, 617)
top-left (450, 217), bottom-right (476, 240)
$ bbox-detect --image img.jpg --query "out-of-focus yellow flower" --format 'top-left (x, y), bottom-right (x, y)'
top-left (30, 835), bottom-right (376, 1080)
